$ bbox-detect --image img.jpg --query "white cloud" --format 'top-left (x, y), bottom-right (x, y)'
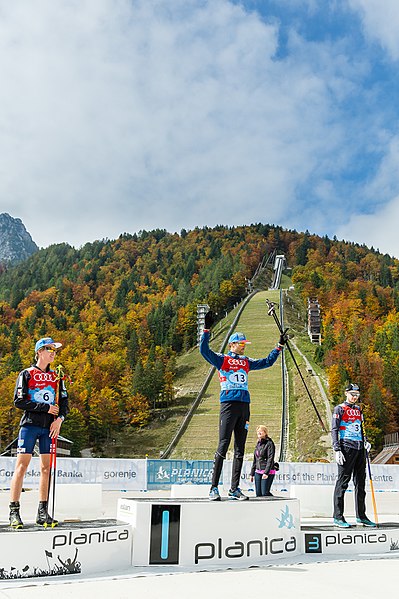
top-left (337, 194), bottom-right (399, 258)
top-left (349, 0), bottom-right (399, 60)
top-left (337, 133), bottom-right (399, 258)
top-left (0, 0), bottom-right (385, 249)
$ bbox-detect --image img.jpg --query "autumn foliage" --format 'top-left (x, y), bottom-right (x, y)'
top-left (0, 226), bottom-right (265, 452)
top-left (0, 224), bottom-right (398, 453)
top-left (292, 232), bottom-right (399, 447)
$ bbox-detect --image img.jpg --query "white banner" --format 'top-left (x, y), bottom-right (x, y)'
top-left (0, 457), bottom-right (147, 491)
top-left (223, 461), bottom-right (399, 491)
top-left (1, 457), bottom-right (397, 491)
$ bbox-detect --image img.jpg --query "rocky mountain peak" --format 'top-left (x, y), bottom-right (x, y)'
top-left (0, 213), bottom-right (38, 264)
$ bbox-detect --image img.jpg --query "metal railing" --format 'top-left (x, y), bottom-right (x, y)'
top-left (384, 432), bottom-right (399, 447)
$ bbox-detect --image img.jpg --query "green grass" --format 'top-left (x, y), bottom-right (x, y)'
top-left (282, 289), bottom-right (332, 461)
top-left (103, 284), bottom-right (333, 462)
top-left (103, 302), bottom-right (246, 458)
top-left (170, 290), bottom-right (284, 459)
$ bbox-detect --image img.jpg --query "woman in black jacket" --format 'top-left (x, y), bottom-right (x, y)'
top-left (250, 425), bottom-right (276, 497)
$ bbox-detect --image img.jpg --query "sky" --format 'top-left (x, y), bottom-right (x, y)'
top-left (2, 0), bottom-right (399, 257)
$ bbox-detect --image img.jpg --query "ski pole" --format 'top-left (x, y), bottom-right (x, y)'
top-left (50, 437), bottom-right (57, 522)
top-left (365, 451), bottom-right (379, 526)
top-left (47, 437), bottom-right (57, 521)
top-left (266, 299), bottom-right (327, 432)
top-left (46, 439), bottom-right (54, 507)
top-left (47, 364), bottom-right (65, 524)
top-left (361, 420), bottom-right (379, 527)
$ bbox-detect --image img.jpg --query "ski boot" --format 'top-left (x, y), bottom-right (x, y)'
top-left (9, 501), bottom-right (24, 529)
top-left (36, 501), bottom-right (58, 528)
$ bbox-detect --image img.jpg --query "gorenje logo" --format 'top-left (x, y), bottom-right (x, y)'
top-left (194, 536), bottom-right (297, 564)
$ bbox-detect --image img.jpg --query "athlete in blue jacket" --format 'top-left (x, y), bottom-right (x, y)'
top-left (200, 311), bottom-right (285, 500)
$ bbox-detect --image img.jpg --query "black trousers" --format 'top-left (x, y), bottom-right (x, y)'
top-left (211, 401), bottom-right (250, 490)
top-left (333, 445), bottom-right (367, 520)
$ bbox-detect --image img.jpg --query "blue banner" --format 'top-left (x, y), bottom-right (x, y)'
top-left (147, 460), bottom-right (213, 488)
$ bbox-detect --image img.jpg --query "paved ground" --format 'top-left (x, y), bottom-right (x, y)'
top-left (0, 489), bottom-right (398, 598)
top-left (0, 553), bottom-right (398, 599)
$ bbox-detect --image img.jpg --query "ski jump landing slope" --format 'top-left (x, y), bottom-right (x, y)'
top-left (170, 290), bottom-right (284, 460)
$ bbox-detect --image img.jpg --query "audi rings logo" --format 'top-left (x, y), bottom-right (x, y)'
top-left (33, 372), bottom-right (56, 382)
top-left (345, 408), bottom-right (361, 417)
top-left (227, 358), bottom-right (247, 367)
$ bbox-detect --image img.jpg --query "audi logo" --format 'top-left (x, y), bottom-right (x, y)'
top-left (227, 358), bottom-right (247, 367)
top-left (344, 408), bottom-right (361, 417)
top-left (33, 373), bottom-right (56, 382)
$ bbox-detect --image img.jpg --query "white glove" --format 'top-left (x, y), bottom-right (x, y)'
top-left (335, 450), bottom-right (345, 466)
top-left (364, 441), bottom-right (371, 452)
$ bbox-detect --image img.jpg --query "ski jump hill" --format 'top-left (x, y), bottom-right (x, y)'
top-left (167, 289), bottom-right (285, 460)
top-left (164, 252), bottom-right (292, 461)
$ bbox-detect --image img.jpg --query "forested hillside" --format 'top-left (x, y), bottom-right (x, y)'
top-left (292, 235), bottom-right (399, 447)
top-left (0, 224), bottom-right (398, 455)
top-left (0, 224), bottom-right (274, 453)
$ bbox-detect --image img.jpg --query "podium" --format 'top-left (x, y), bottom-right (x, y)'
top-left (117, 496), bottom-right (302, 567)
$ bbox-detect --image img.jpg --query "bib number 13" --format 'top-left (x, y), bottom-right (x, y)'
top-left (229, 372), bottom-right (247, 384)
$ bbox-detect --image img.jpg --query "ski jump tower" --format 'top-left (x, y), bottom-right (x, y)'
top-left (270, 254), bottom-right (285, 290)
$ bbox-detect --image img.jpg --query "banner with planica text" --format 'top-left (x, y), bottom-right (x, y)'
top-left (0, 458), bottom-right (398, 491)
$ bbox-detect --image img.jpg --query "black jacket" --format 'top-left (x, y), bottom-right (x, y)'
top-left (250, 437), bottom-right (275, 476)
top-left (14, 366), bottom-right (69, 429)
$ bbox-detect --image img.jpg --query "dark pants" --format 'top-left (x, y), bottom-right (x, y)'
top-left (333, 446), bottom-right (367, 520)
top-left (254, 472), bottom-right (275, 497)
top-left (211, 401), bottom-right (250, 490)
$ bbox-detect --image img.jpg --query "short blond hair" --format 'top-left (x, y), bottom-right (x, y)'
top-left (256, 425), bottom-right (268, 436)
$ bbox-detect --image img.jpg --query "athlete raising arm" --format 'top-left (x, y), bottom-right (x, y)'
top-left (200, 311), bottom-right (286, 501)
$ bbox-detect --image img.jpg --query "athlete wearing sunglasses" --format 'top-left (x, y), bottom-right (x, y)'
top-left (9, 337), bottom-right (69, 529)
top-left (200, 311), bottom-right (287, 501)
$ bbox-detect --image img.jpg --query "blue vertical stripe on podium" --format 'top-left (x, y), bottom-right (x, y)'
top-left (149, 504), bottom-right (181, 564)
top-left (161, 509), bottom-right (170, 559)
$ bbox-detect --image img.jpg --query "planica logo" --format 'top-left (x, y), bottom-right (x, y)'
top-left (52, 528), bottom-right (130, 550)
top-left (325, 532), bottom-right (387, 547)
top-left (194, 536), bottom-right (297, 564)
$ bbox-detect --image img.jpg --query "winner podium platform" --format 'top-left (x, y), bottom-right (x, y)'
top-left (117, 496), bottom-right (302, 567)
